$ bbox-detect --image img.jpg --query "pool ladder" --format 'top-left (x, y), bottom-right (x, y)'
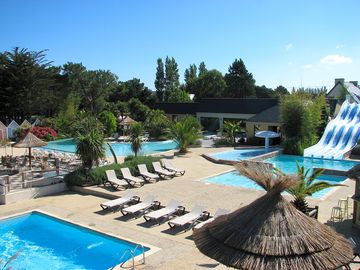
top-left (115, 244), bottom-right (146, 269)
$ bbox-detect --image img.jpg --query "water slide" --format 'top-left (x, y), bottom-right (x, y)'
top-left (303, 100), bottom-right (360, 159)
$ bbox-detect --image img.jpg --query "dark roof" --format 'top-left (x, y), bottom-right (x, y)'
top-left (246, 105), bottom-right (279, 123)
top-left (153, 98), bottom-right (279, 115)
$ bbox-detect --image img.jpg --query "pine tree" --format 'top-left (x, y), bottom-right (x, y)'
top-left (184, 64), bottom-right (197, 85)
top-left (198, 61), bottom-right (207, 77)
top-left (164, 56), bottom-right (180, 101)
top-left (154, 58), bottom-right (165, 101)
top-left (224, 58), bottom-right (255, 98)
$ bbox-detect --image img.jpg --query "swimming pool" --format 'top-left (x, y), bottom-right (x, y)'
top-left (0, 212), bottom-right (150, 270)
top-left (210, 147), bottom-right (280, 161)
top-left (40, 138), bottom-right (178, 156)
top-left (204, 154), bottom-right (358, 199)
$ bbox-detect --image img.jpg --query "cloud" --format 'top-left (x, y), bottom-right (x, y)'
top-left (302, 64), bottom-right (313, 69)
top-left (320, 54), bottom-right (352, 65)
top-left (285, 43), bottom-right (293, 51)
top-left (336, 44), bottom-right (344, 49)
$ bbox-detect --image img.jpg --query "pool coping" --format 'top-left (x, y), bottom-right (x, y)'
top-left (0, 209), bottom-right (161, 269)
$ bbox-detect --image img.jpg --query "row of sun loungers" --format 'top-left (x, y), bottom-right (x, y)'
top-left (104, 160), bottom-right (185, 190)
top-left (100, 191), bottom-right (229, 231)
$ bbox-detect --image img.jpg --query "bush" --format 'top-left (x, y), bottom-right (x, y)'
top-left (31, 126), bottom-right (57, 141)
top-left (64, 155), bottom-right (160, 186)
top-left (213, 137), bottom-right (233, 147)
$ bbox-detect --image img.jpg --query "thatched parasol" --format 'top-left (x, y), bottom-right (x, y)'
top-left (118, 115), bottom-right (137, 135)
top-left (193, 161), bottom-right (353, 270)
top-left (13, 131), bottom-right (47, 167)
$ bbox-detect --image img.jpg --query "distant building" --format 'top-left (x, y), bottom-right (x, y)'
top-left (0, 121), bottom-right (7, 140)
top-left (154, 98), bottom-right (280, 139)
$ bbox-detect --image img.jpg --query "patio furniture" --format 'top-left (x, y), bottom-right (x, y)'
top-left (152, 162), bottom-right (176, 179)
top-left (168, 205), bottom-right (209, 231)
top-left (161, 159), bottom-right (185, 176)
top-left (104, 170), bottom-right (129, 190)
top-left (121, 195), bottom-right (160, 218)
top-left (120, 168), bottom-right (145, 187)
top-left (193, 208), bottom-right (229, 230)
top-left (100, 190), bottom-right (140, 212)
top-left (143, 199), bottom-right (185, 225)
top-left (137, 164), bottom-right (159, 182)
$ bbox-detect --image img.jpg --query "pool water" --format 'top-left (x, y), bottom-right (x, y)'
top-left (210, 147), bottom-right (280, 161)
top-left (0, 212), bottom-right (149, 270)
top-left (205, 154), bottom-right (358, 199)
top-left (41, 138), bottom-right (178, 156)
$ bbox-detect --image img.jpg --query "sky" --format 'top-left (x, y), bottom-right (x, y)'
top-left (1, 0), bottom-right (359, 91)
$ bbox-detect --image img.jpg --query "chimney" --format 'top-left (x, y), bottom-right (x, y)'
top-left (350, 81), bottom-right (358, 87)
top-left (335, 78), bottom-right (345, 85)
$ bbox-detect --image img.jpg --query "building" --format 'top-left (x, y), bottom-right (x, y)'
top-left (154, 98), bottom-right (280, 139)
top-left (6, 120), bottom-right (20, 139)
top-left (0, 121), bottom-right (7, 140)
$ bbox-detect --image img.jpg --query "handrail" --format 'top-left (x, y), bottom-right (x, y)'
top-left (132, 244), bottom-right (145, 264)
top-left (117, 244), bottom-right (146, 269)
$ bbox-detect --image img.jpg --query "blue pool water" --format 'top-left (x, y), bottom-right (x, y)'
top-left (40, 138), bottom-right (178, 156)
top-left (0, 212), bottom-right (149, 270)
top-left (205, 154), bottom-right (358, 199)
top-left (210, 147), bottom-right (280, 161)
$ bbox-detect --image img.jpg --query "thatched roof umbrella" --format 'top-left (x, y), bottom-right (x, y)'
top-left (118, 115), bottom-right (137, 135)
top-left (193, 161), bottom-right (353, 270)
top-left (13, 131), bottom-right (47, 167)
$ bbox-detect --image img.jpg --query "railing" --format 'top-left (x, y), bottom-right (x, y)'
top-left (0, 169), bottom-right (69, 195)
top-left (115, 244), bottom-right (146, 269)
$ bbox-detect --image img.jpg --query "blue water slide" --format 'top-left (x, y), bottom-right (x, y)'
top-left (333, 125), bottom-right (360, 159)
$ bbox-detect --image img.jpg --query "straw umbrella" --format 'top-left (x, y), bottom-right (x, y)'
top-left (13, 131), bottom-right (47, 167)
top-left (118, 115), bottom-right (137, 135)
top-left (193, 161), bottom-right (353, 270)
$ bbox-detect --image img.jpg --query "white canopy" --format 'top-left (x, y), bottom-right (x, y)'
top-left (255, 131), bottom-right (280, 150)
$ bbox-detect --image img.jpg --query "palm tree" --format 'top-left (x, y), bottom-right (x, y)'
top-left (275, 162), bottom-right (344, 213)
top-left (169, 116), bottom-right (202, 153)
top-left (75, 129), bottom-right (106, 169)
top-left (129, 122), bottom-right (144, 157)
top-left (223, 121), bottom-right (241, 145)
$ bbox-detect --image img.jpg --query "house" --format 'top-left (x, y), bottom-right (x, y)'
top-left (154, 98), bottom-right (280, 139)
top-left (20, 119), bottom-right (32, 130)
top-left (0, 121), bottom-right (7, 140)
top-left (32, 118), bottom-right (41, 127)
top-left (7, 120), bottom-right (20, 139)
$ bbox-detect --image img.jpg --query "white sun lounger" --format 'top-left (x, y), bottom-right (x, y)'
top-left (152, 162), bottom-right (176, 179)
top-left (137, 164), bottom-right (159, 182)
top-left (104, 170), bottom-right (129, 190)
top-left (120, 168), bottom-right (145, 187)
top-left (168, 205), bottom-right (209, 231)
top-left (143, 199), bottom-right (185, 225)
top-left (121, 195), bottom-right (160, 218)
top-left (193, 208), bottom-right (230, 230)
top-left (100, 191), bottom-right (140, 212)
top-left (161, 159), bottom-right (185, 176)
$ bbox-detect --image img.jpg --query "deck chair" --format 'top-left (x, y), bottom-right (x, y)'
top-left (104, 170), bottom-right (129, 190)
top-left (168, 205), bottom-right (209, 231)
top-left (137, 164), bottom-right (159, 182)
top-left (100, 190), bottom-right (140, 212)
top-left (152, 161), bottom-right (176, 179)
top-left (121, 195), bottom-right (160, 218)
top-left (120, 168), bottom-right (145, 187)
top-left (193, 208), bottom-right (229, 230)
top-left (161, 159), bottom-right (185, 176)
top-left (143, 199), bottom-right (185, 225)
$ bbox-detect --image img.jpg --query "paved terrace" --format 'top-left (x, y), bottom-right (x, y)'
top-left (1, 146), bottom-right (360, 269)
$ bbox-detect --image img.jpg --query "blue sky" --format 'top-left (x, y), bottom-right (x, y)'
top-left (1, 0), bottom-right (359, 90)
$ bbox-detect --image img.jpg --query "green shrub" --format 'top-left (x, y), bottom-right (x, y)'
top-left (64, 155), bottom-right (160, 186)
top-left (213, 137), bottom-right (233, 147)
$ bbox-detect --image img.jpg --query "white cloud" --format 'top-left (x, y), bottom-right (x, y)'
top-left (320, 54), bottom-right (352, 65)
top-left (336, 44), bottom-right (344, 49)
top-left (302, 64), bottom-right (313, 69)
top-left (285, 43), bottom-right (293, 51)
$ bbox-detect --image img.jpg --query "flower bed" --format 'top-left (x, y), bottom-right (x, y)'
top-left (31, 126), bottom-right (57, 141)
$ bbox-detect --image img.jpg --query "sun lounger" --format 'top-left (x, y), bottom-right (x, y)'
top-left (137, 164), bottom-right (159, 182)
top-left (143, 199), bottom-right (185, 225)
top-left (100, 191), bottom-right (140, 212)
top-left (120, 168), bottom-right (145, 187)
top-left (193, 208), bottom-right (229, 230)
top-left (104, 170), bottom-right (129, 190)
top-left (168, 205), bottom-right (209, 231)
top-left (152, 161), bottom-right (176, 179)
top-left (161, 159), bottom-right (185, 176)
top-left (121, 195), bottom-right (160, 218)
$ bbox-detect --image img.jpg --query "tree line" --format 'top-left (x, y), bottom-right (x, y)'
top-left (154, 57), bottom-right (289, 102)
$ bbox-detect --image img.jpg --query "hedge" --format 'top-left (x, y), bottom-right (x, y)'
top-left (64, 155), bottom-right (161, 187)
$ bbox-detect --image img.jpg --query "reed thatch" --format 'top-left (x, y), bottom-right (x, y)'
top-left (193, 161), bottom-right (353, 270)
top-left (13, 132), bottom-right (47, 167)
